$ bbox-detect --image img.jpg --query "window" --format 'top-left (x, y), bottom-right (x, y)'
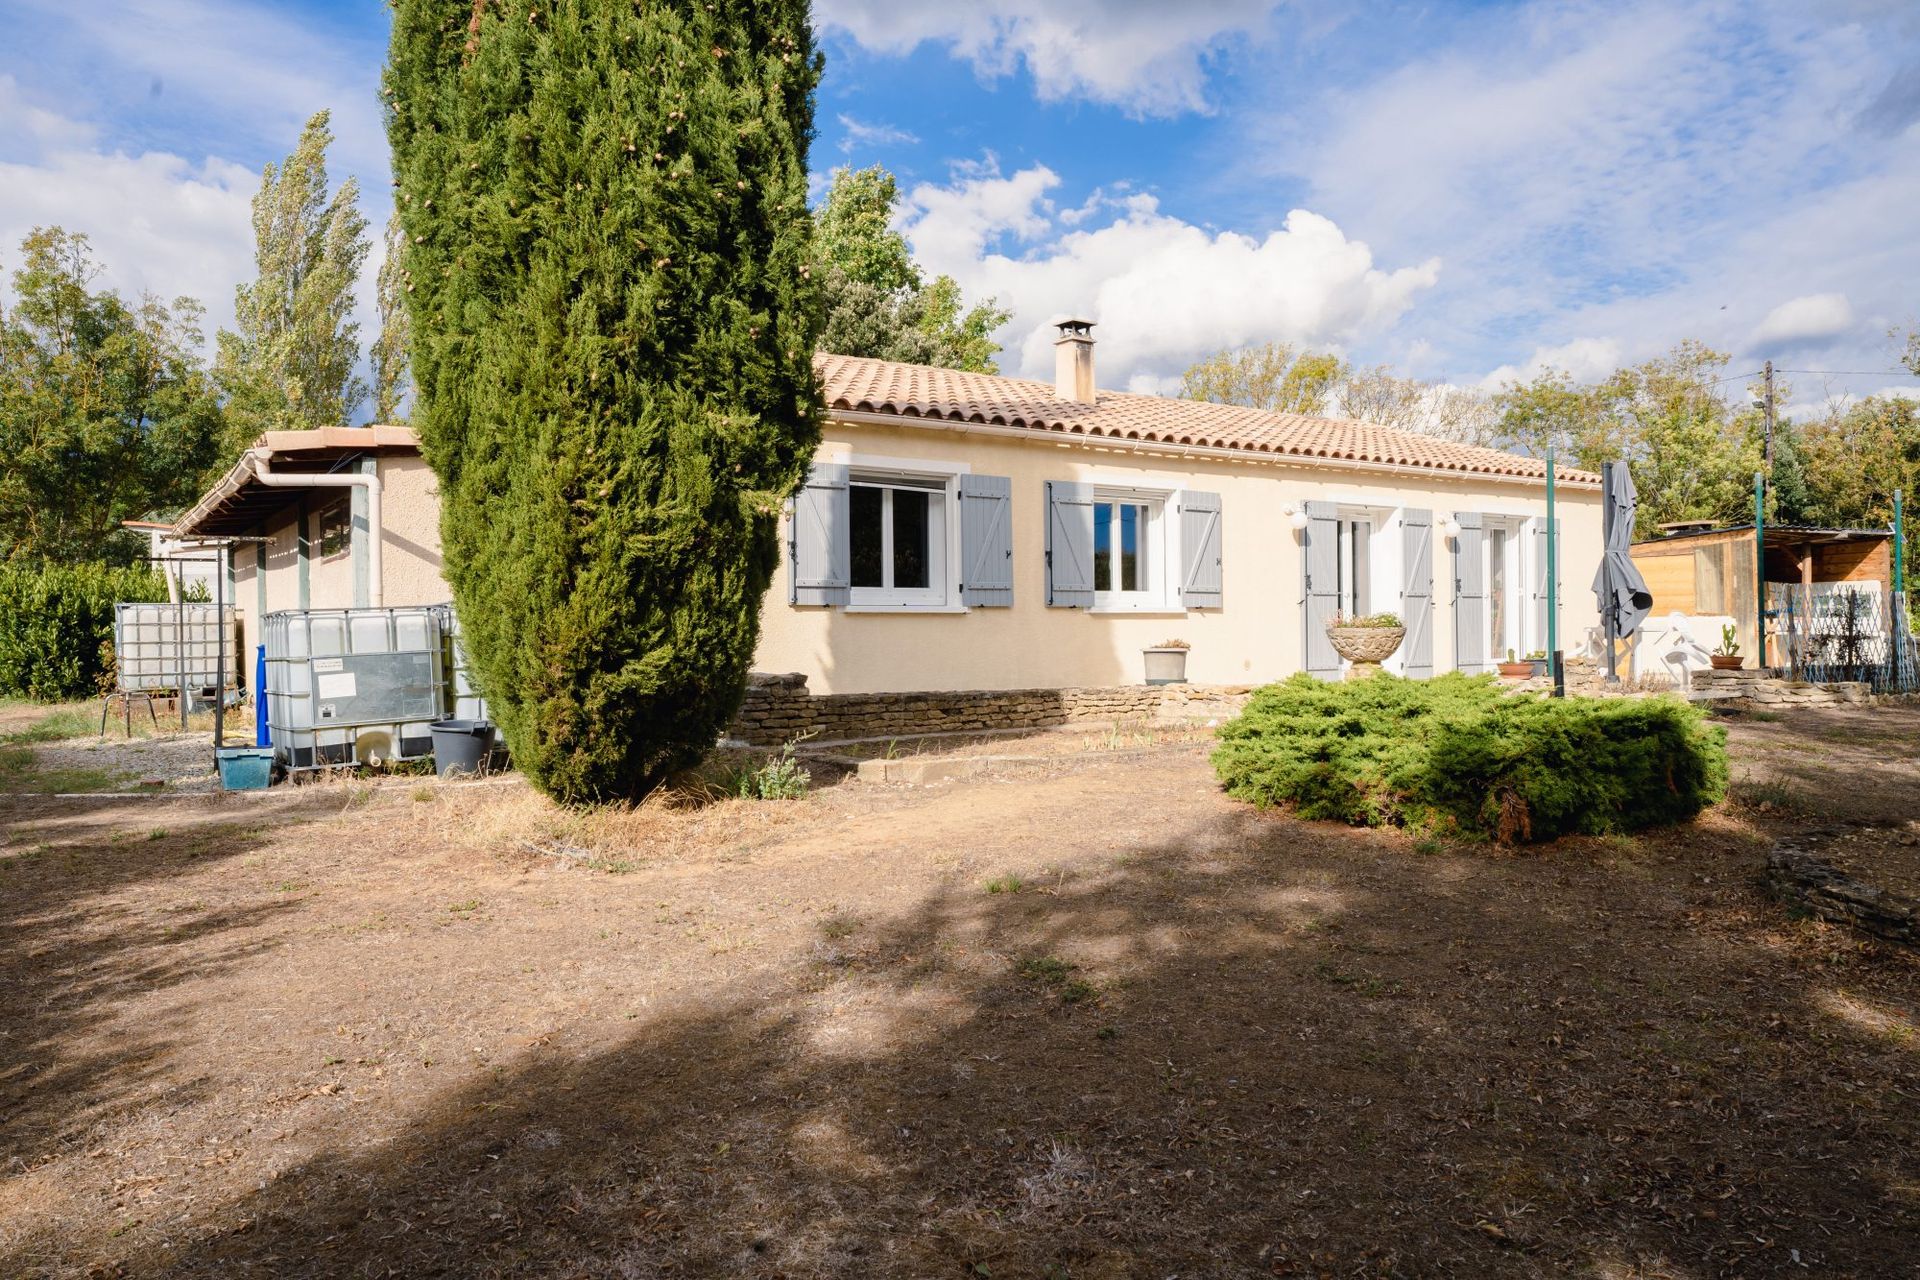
top-left (849, 474), bottom-right (948, 606)
top-left (1092, 493), bottom-right (1167, 607)
top-left (317, 501), bottom-right (351, 560)
top-left (1483, 518), bottom-right (1527, 659)
top-left (1337, 517), bottom-right (1373, 615)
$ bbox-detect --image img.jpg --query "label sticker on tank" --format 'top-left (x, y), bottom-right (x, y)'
top-left (316, 672), bottom-right (357, 700)
top-left (318, 703), bottom-right (337, 720)
top-left (313, 657), bottom-right (345, 673)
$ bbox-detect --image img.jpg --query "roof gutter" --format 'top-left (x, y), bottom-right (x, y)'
top-left (248, 448), bottom-right (384, 607)
top-left (826, 409), bottom-right (1598, 492)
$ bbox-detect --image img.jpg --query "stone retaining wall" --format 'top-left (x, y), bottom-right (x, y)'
top-left (731, 672), bottom-right (1252, 746)
top-left (1767, 837), bottom-right (1920, 948)
top-left (1688, 668), bottom-right (1873, 707)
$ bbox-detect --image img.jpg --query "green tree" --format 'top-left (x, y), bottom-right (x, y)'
top-left (1802, 395), bottom-right (1920, 586)
top-left (215, 109), bottom-right (370, 447)
top-left (387, 0), bottom-right (825, 803)
top-left (1492, 368), bottom-right (1594, 461)
top-left (1181, 340), bottom-right (1346, 415)
top-left (0, 227), bottom-right (226, 564)
top-left (371, 211), bottom-right (411, 422)
top-left (815, 165), bottom-right (1009, 372)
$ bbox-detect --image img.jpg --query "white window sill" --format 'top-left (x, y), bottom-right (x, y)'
top-left (1088, 605), bottom-right (1187, 616)
top-left (842, 604), bottom-right (969, 614)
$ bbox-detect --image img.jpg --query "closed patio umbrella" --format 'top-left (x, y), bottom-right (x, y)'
top-left (1592, 461), bottom-right (1653, 681)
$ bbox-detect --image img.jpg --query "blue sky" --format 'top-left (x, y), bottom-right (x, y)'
top-left (2, 0), bottom-right (1917, 419)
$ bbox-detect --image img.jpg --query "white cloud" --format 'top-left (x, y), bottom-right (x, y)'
top-left (1256, 0), bottom-right (1918, 388)
top-left (899, 160), bottom-right (1439, 386)
top-left (836, 114), bottom-right (920, 153)
top-left (1479, 337), bottom-right (1626, 389)
top-left (1751, 292), bottom-right (1855, 347)
top-left (0, 77), bottom-right (256, 340)
top-left (815, 0), bottom-right (1279, 117)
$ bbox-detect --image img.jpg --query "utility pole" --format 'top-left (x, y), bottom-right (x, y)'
top-left (1762, 359), bottom-right (1777, 472)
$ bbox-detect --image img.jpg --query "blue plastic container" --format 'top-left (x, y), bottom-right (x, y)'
top-left (215, 747), bottom-right (275, 791)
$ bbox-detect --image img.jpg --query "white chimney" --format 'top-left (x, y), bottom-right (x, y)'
top-left (1053, 318), bottom-right (1096, 404)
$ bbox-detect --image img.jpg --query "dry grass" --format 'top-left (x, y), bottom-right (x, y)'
top-left (1, 713), bottom-right (1918, 1276)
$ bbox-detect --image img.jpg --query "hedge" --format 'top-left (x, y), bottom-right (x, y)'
top-left (1211, 673), bottom-right (1728, 843)
top-left (0, 562), bottom-right (170, 701)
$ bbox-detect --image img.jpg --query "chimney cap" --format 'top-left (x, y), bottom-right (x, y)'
top-left (1054, 317), bottom-right (1095, 340)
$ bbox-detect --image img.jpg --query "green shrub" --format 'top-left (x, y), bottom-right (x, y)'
top-left (1211, 674), bottom-right (1727, 843)
top-left (732, 743), bottom-right (810, 800)
top-left (0, 563), bottom-right (169, 701)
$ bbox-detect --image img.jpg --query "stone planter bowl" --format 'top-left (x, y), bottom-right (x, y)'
top-left (1326, 626), bottom-right (1405, 665)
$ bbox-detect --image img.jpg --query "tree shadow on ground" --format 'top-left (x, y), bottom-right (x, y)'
top-left (63, 795), bottom-right (1920, 1279)
top-left (0, 798), bottom-right (316, 1168)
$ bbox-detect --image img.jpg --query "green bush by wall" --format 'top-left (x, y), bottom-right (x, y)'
top-left (1211, 674), bottom-right (1728, 843)
top-left (0, 563), bottom-right (170, 701)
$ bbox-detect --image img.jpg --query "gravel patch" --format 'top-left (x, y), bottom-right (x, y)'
top-left (27, 733), bottom-right (222, 793)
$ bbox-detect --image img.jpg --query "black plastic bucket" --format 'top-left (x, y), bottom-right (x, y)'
top-left (430, 719), bottom-right (495, 778)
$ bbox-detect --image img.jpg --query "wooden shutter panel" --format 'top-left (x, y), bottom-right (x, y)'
top-left (1176, 490), bottom-right (1223, 609)
top-left (789, 463), bottom-right (850, 606)
top-left (1302, 500), bottom-right (1341, 678)
top-left (1453, 512), bottom-right (1486, 672)
top-left (959, 474), bottom-right (1014, 607)
top-left (1045, 481), bottom-right (1096, 607)
top-left (1401, 509), bottom-right (1434, 678)
top-left (1531, 516), bottom-right (1559, 655)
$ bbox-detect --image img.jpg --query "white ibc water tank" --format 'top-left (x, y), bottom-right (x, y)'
top-left (262, 606), bottom-right (446, 770)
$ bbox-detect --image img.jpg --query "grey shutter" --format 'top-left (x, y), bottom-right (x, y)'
top-left (1401, 509), bottom-right (1434, 678)
top-left (1176, 489), bottom-right (1223, 609)
top-left (1045, 481), bottom-right (1096, 607)
top-left (959, 474), bottom-right (1013, 607)
top-left (1302, 500), bottom-right (1341, 678)
top-left (1453, 512), bottom-right (1486, 672)
top-left (1531, 517), bottom-right (1558, 655)
top-left (789, 463), bottom-right (850, 606)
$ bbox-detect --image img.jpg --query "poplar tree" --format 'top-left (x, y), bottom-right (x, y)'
top-left (371, 212), bottom-right (411, 422)
top-left (386, 0), bottom-right (824, 802)
top-left (216, 109), bottom-right (370, 446)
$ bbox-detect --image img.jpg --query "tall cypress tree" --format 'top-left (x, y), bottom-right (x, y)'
top-left (386, 0), bottom-right (824, 802)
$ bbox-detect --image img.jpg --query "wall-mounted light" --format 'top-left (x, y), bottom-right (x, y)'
top-left (1289, 509), bottom-right (1310, 531)
top-left (1439, 515), bottom-right (1461, 538)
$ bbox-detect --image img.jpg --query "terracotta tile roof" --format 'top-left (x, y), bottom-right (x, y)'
top-left (818, 353), bottom-right (1599, 488)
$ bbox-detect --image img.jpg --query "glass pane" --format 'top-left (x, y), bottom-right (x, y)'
top-left (891, 489), bottom-right (930, 590)
top-left (850, 485), bottom-right (883, 588)
top-left (1094, 503), bottom-right (1112, 592)
top-left (1351, 521), bottom-right (1370, 614)
top-left (1488, 528), bottom-right (1508, 656)
top-left (1121, 503), bottom-right (1142, 591)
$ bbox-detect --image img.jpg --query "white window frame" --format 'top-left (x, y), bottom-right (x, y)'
top-left (1483, 514), bottom-right (1529, 661)
top-left (1090, 485), bottom-right (1178, 613)
top-left (844, 454), bottom-right (968, 613)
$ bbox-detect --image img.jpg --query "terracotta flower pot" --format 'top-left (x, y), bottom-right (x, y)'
top-left (1497, 661), bottom-right (1533, 680)
top-left (1709, 654), bottom-right (1744, 671)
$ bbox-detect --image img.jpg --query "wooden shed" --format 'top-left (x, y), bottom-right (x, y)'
top-left (1631, 523), bottom-right (1894, 664)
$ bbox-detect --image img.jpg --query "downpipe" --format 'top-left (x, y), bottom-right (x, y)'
top-left (249, 448), bottom-right (384, 607)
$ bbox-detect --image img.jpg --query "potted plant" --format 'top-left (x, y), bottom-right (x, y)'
top-left (1326, 612), bottom-right (1404, 677)
top-left (1143, 638), bottom-right (1190, 685)
top-left (1710, 624), bottom-right (1744, 671)
top-left (1496, 648), bottom-right (1534, 680)
top-left (1525, 650), bottom-right (1549, 678)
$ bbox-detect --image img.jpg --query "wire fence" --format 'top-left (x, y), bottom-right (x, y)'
top-left (1767, 584), bottom-right (1920, 693)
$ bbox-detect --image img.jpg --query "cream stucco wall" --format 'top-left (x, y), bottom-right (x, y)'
top-left (225, 429), bottom-right (1603, 697)
top-left (231, 453), bottom-right (453, 677)
top-left (751, 420), bottom-right (1605, 694)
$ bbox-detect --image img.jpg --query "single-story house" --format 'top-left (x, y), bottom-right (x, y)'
top-left (173, 322), bottom-right (1604, 698)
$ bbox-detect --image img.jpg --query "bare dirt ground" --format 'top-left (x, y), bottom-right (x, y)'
top-left (2, 707), bottom-right (1918, 1278)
